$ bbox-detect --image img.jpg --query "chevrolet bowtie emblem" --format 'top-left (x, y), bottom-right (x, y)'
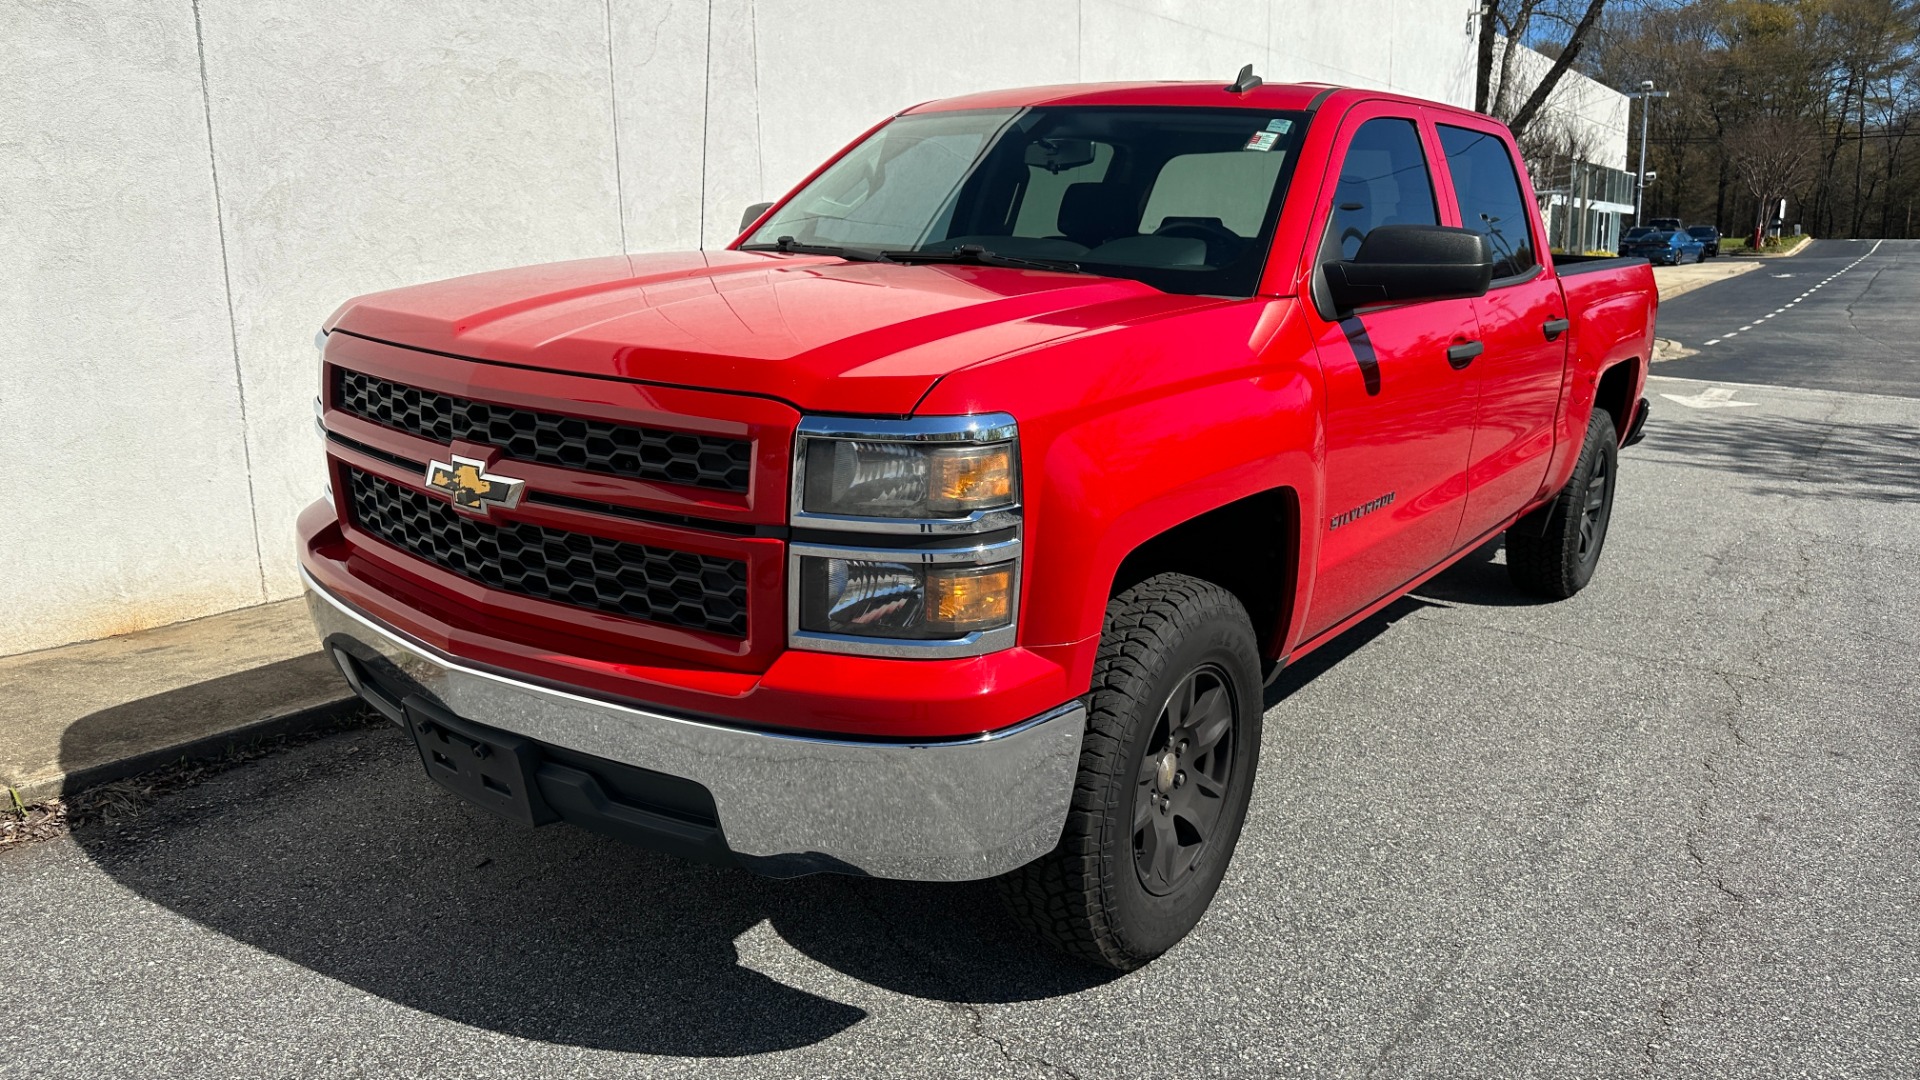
top-left (424, 455), bottom-right (525, 515)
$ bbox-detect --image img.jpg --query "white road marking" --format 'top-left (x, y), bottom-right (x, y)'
top-left (1740, 325), bottom-right (1753, 331)
top-left (1661, 386), bottom-right (1758, 409)
top-left (1705, 338), bottom-right (1721, 345)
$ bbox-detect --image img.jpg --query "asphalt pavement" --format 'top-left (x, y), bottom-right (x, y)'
top-left (1656, 238), bottom-right (1920, 398)
top-left (7, 247), bottom-right (1920, 1078)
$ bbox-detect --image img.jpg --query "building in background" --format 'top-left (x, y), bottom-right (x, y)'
top-left (1493, 38), bottom-right (1634, 254)
top-left (6, 0), bottom-right (1508, 655)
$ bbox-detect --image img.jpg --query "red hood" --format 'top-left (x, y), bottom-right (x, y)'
top-left (325, 251), bottom-right (1225, 415)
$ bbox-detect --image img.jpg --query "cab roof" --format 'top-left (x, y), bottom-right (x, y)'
top-left (901, 80), bottom-right (1481, 120)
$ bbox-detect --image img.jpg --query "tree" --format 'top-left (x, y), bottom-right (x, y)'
top-left (1731, 114), bottom-right (1818, 239)
top-left (1476, 0), bottom-right (1615, 137)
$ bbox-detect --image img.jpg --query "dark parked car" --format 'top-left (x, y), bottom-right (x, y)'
top-left (1617, 226), bottom-right (1655, 255)
top-left (1687, 225), bottom-right (1721, 257)
top-left (1621, 228), bottom-right (1706, 265)
top-left (1647, 217), bottom-right (1682, 231)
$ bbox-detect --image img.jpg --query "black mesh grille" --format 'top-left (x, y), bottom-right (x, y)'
top-left (346, 467), bottom-right (748, 637)
top-left (333, 367), bottom-right (752, 493)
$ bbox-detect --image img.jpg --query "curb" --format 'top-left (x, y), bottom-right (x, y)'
top-left (5, 693), bottom-right (361, 807)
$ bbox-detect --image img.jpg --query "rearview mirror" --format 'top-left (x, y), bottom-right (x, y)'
top-left (1024, 137), bottom-right (1097, 173)
top-left (739, 201), bottom-right (774, 233)
top-left (1322, 224), bottom-right (1493, 313)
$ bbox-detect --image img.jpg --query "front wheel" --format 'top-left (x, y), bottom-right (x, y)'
top-left (997, 574), bottom-right (1263, 970)
top-left (1506, 408), bottom-right (1619, 598)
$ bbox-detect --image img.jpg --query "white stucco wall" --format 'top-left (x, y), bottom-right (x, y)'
top-left (3, 0), bottom-right (1478, 656)
top-left (1494, 38), bottom-right (1630, 171)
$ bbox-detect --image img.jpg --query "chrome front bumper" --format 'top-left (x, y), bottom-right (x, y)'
top-left (303, 571), bottom-right (1084, 881)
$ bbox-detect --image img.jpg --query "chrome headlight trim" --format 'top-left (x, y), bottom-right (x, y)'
top-left (789, 413), bottom-right (1021, 536)
top-left (786, 537), bottom-right (1021, 659)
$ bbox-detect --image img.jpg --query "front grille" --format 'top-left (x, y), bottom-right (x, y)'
top-left (333, 367), bottom-right (752, 493)
top-left (346, 467), bottom-right (748, 637)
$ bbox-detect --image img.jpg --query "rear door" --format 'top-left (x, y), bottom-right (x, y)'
top-left (1299, 105), bottom-right (1482, 639)
top-left (1434, 119), bottom-right (1569, 544)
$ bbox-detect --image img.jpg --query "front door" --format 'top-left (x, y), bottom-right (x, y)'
top-left (1301, 109), bottom-right (1482, 639)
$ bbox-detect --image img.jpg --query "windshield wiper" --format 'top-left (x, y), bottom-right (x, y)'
top-left (881, 244), bottom-right (1085, 273)
top-left (739, 236), bottom-right (891, 262)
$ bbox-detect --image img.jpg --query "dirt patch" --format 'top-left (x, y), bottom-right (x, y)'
top-left (2, 707), bottom-right (383, 851)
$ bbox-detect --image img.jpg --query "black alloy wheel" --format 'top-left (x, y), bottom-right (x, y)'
top-left (1577, 449), bottom-right (1613, 565)
top-left (1133, 664), bottom-right (1237, 896)
top-left (997, 573), bottom-right (1263, 970)
top-left (1505, 408), bottom-right (1620, 599)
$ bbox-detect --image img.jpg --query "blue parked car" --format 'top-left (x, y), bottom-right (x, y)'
top-left (1621, 228), bottom-right (1706, 265)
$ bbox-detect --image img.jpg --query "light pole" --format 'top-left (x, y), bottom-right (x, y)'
top-left (1628, 80), bottom-right (1669, 225)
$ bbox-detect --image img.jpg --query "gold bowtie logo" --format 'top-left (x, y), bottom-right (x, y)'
top-left (424, 455), bottom-right (525, 515)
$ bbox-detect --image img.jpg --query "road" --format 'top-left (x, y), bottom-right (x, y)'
top-left (1656, 238), bottom-right (1920, 398)
top-left (8, 245), bottom-right (1920, 1078)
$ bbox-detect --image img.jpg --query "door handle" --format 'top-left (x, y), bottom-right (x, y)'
top-left (1542, 317), bottom-right (1571, 340)
top-left (1446, 340), bottom-right (1484, 370)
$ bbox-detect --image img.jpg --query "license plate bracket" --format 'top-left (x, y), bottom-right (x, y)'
top-left (402, 696), bottom-right (557, 827)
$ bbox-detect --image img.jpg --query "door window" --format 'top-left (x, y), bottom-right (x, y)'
top-left (1437, 125), bottom-right (1537, 279)
top-left (1327, 118), bottom-right (1439, 260)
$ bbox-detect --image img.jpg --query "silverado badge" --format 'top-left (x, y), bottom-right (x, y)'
top-left (424, 455), bottom-right (525, 515)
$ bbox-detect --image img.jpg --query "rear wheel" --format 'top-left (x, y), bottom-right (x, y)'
top-left (997, 574), bottom-right (1263, 970)
top-left (1506, 409), bottom-right (1619, 599)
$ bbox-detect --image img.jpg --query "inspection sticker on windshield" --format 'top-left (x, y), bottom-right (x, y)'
top-left (1266, 118), bottom-right (1292, 134)
top-left (1245, 130), bottom-right (1280, 152)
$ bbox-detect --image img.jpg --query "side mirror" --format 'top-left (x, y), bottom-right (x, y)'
top-left (1322, 224), bottom-right (1494, 313)
top-left (739, 201), bottom-right (774, 234)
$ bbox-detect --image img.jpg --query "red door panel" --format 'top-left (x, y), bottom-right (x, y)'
top-left (1298, 107), bottom-right (1480, 639)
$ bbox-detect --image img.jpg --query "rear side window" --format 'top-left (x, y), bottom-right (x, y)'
top-left (1327, 118), bottom-right (1439, 260)
top-left (1438, 125), bottom-right (1537, 279)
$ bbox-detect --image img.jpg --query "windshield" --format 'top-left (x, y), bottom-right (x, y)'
top-left (741, 106), bottom-right (1309, 297)
top-left (1687, 227), bottom-right (1714, 237)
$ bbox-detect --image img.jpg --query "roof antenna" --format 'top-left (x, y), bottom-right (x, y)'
top-left (1226, 64), bottom-right (1263, 93)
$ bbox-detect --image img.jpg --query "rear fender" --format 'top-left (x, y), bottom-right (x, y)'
top-left (1537, 264), bottom-right (1656, 500)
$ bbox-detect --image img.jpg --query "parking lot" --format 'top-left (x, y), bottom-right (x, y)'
top-left (7, 240), bottom-right (1918, 1079)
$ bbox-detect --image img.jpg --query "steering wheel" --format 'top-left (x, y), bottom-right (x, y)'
top-left (1154, 220), bottom-right (1242, 265)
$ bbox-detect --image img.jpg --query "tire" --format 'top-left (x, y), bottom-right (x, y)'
top-left (997, 573), bottom-right (1263, 970)
top-left (1506, 408), bottom-right (1619, 599)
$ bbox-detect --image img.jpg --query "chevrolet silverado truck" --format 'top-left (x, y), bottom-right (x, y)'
top-left (304, 74), bottom-right (1656, 970)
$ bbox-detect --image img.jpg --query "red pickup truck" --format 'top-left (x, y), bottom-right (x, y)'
top-left (304, 76), bottom-right (1655, 970)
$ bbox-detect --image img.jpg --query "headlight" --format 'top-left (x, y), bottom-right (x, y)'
top-left (792, 414), bottom-right (1019, 531)
top-left (788, 413), bottom-right (1022, 657)
top-left (789, 540), bottom-right (1021, 655)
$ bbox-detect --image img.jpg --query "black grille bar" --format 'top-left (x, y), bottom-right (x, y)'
top-left (333, 367), bottom-right (752, 493)
top-left (345, 467), bottom-right (748, 637)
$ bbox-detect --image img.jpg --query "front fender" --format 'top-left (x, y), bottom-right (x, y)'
top-left (916, 298), bottom-right (1325, 693)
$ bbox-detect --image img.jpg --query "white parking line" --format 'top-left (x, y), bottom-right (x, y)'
top-left (1699, 241), bottom-right (1886, 346)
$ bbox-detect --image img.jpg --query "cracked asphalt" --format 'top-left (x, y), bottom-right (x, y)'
top-left (7, 244), bottom-right (1919, 1078)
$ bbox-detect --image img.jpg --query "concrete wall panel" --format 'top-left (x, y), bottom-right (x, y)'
top-left (195, 0), bottom-right (626, 598)
top-left (1080, 0), bottom-right (1268, 83)
top-left (735, 1), bottom-right (1081, 232)
top-left (613, 0), bottom-right (711, 252)
top-left (0, 1), bottom-right (264, 655)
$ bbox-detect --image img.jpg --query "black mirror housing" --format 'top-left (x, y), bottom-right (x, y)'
top-left (739, 201), bottom-right (774, 234)
top-left (1323, 224), bottom-right (1494, 313)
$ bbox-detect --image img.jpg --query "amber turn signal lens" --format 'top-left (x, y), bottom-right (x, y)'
top-left (929, 563), bottom-right (1014, 633)
top-left (928, 445), bottom-right (1014, 514)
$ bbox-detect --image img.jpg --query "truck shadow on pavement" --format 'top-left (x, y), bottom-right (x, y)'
top-left (1633, 409), bottom-right (1920, 502)
top-left (64, 715), bottom-right (1116, 1057)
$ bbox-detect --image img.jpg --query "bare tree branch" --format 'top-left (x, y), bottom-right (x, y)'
top-left (1509, 0), bottom-right (1611, 136)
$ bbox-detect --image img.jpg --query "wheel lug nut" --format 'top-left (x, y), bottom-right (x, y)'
top-left (1174, 771), bottom-right (1185, 788)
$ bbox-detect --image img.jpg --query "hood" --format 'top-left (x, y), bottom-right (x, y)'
top-left (325, 251), bottom-right (1226, 415)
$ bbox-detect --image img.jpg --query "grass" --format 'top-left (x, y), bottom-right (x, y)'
top-left (1723, 234), bottom-right (1811, 254)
